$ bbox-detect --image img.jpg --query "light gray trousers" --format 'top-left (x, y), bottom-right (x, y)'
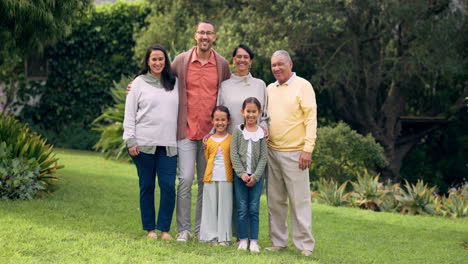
top-left (267, 148), bottom-right (315, 251)
top-left (200, 181), bottom-right (233, 242)
top-left (176, 138), bottom-right (206, 234)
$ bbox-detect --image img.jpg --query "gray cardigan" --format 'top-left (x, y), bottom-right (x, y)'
top-left (230, 125), bottom-right (268, 182)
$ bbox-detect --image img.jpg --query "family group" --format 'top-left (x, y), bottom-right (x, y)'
top-left (122, 20), bottom-right (317, 257)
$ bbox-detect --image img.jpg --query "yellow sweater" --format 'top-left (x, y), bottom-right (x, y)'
top-left (267, 75), bottom-right (317, 152)
top-left (203, 134), bottom-right (233, 183)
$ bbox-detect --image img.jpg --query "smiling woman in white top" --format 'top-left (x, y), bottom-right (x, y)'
top-left (123, 44), bottom-right (178, 240)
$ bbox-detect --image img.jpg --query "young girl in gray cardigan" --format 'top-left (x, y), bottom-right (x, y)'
top-left (230, 97), bottom-right (268, 253)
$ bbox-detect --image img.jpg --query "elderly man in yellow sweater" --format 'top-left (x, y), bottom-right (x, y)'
top-left (265, 50), bottom-right (317, 257)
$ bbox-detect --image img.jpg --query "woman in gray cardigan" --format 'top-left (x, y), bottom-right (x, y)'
top-left (123, 44), bottom-right (178, 240)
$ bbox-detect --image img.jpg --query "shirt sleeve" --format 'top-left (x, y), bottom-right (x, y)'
top-left (230, 128), bottom-right (246, 177)
top-left (122, 78), bottom-right (139, 147)
top-left (259, 80), bottom-right (269, 129)
top-left (251, 137), bottom-right (268, 182)
top-left (299, 82), bottom-right (317, 153)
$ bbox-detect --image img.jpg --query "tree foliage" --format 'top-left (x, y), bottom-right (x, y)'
top-left (18, 1), bottom-right (150, 149)
top-left (212, 0), bottom-right (467, 179)
top-left (0, 0), bottom-right (92, 70)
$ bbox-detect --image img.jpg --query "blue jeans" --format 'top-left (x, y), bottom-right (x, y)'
top-left (234, 173), bottom-right (263, 240)
top-left (130, 147), bottom-right (177, 232)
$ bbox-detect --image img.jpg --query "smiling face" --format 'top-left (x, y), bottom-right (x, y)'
top-left (194, 22), bottom-right (216, 52)
top-left (212, 110), bottom-right (229, 135)
top-left (233, 48), bottom-right (252, 76)
top-left (241, 102), bottom-right (261, 127)
top-left (271, 54), bottom-right (293, 85)
top-left (147, 50), bottom-right (165, 78)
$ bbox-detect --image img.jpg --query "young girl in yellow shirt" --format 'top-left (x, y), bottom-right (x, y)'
top-left (199, 106), bottom-right (233, 245)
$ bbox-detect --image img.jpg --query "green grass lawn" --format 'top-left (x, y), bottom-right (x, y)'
top-left (1, 149), bottom-right (467, 264)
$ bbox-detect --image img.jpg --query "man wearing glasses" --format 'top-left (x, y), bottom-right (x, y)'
top-left (171, 20), bottom-right (231, 242)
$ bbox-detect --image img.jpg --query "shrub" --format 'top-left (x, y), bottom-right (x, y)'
top-left (312, 178), bottom-right (350, 206)
top-left (0, 142), bottom-right (44, 200)
top-left (310, 122), bottom-right (388, 184)
top-left (92, 76), bottom-right (131, 161)
top-left (440, 185), bottom-right (468, 218)
top-left (396, 180), bottom-right (440, 215)
top-left (349, 170), bottom-right (387, 210)
top-left (0, 115), bottom-right (61, 191)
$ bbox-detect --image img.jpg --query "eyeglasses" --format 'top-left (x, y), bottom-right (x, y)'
top-left (196, 31), bottom-right (215, 36)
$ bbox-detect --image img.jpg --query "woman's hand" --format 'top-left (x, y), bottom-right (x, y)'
top-left (202, 132), bottom-right (213, 149)
top-left (129, 145), bottom-right (140, 156)
top-left (261, 125), bottom-right (269, 142)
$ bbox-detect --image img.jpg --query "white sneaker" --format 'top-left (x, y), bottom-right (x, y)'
top-left (175, 230), bottom-right (191, 242)
top-left (249, 241), bottom-right (260, 253)
top-left (237, 240), bottom-right (248, 250)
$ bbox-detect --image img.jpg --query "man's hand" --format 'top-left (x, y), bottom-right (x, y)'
top-left (126, 82), bottom-right (132, 95)
top-left (129, 145), bottom-right (140, 156)
top-left (298, 151), bottom-right (312, 170)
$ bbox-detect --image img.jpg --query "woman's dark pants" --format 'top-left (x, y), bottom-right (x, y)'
top-left (130, 147), bottom-right (177, 232)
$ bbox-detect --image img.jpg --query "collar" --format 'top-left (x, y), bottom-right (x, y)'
top-left (275, 72), bottom-right (296, 86)
top-left (231, 73), bottom-right (252, 84)
top-left (190, 48), bottom-right (216, 64)
top-left (238, 125), bottom-right (265, 142)
top-left (140, 73), bottom-right (163, 87)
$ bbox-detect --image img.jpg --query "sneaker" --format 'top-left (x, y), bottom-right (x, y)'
top-left (237, 240), bottom-right (248, 250)
top-left (219, 241), bottom-right (229, 246)
top-left (175, 230), bottom-right (191, 242)
top-left (301, 250), bottom-right (312, 257)
top-left (249, 241), bottom-right (260, 253)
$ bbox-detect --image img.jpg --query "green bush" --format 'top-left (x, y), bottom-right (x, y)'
top-left (310, 122), bottom-right (388, 183)
top-left (93, 75), bottom-right (131, 161)
top-left (0, 115), bottom-right (61, 192)
top-left (396, 180), bottom-right (440, 216)
top-left (312, 178), bottom-right (350, 207)
top-left (0, 142), bottom-right (44, 200)
top-left (29, 123), bottom-right (100, 150)
top-left (18, 1), bottom-right (150, 149)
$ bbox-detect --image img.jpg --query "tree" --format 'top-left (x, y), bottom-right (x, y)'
top-left (221, 0), bottom-right (467, 179)
top-left (0, 0), bottom-right (92, 69)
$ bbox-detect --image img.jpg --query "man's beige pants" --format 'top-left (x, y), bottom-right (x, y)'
top-left (267, 148), bottom-right (315, 251)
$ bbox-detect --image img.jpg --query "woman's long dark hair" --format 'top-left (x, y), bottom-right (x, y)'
top-left (138, 44), bottom-right (176, 91)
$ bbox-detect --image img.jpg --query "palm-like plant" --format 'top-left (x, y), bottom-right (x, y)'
top-left (440, 185), bottom-right (468, 218)
top-left (349, 170), bottom-right (386, 210)
top-left (396, 180), bottom-right (440, 215)
top-left (0, 115), bottom-right (61, 188)
top-left (313, 178), bottom-right (351, 206)
top-left (379, 181), bottom-right (401, 213)
top-left (93, 75), bottom-right (132, 161)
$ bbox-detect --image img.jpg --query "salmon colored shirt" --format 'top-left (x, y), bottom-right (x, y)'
top-left (185, 50), bottom-right (219, 140)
